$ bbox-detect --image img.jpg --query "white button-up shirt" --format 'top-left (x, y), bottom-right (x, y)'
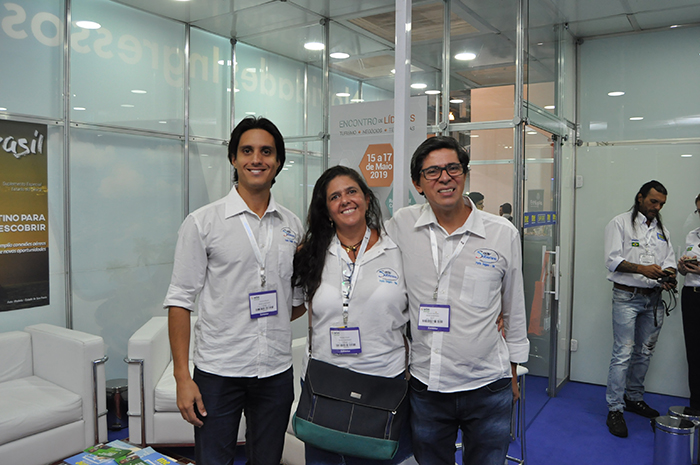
top-left (164, 186), bottom-right (303, 378)
top-left (682, 228), bottom-right (700, 287)
top-left (386, 199), bottom-right (529, 392)
top-left (302, 232), bottom-right (409, 378)
top-left (604, 211), bottom-right (675, 287)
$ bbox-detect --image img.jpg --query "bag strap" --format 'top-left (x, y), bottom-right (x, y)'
top-left (306, 301), bottom-right (313, 357)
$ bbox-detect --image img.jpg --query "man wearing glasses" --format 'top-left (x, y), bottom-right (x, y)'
top-left (385, 136), bottom-right (529, 465)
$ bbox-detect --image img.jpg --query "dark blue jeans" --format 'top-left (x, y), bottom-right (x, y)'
top-left (193, 366), bottom-right (294, 465)
top-left (409, 376), bottom-right (513, 465)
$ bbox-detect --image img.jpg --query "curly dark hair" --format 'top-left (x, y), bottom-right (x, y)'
top-left (292, 166), bottom-right (383, 301)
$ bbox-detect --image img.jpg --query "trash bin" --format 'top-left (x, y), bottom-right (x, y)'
top-left (106, 378), bottom-right (128, 431)
top-left (651, 415), bottom-right (696, 465)
top-left (669, 406), bottom-right (700, 464)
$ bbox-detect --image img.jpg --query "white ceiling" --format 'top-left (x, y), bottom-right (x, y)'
top-left (109, 0), bottom-right (700, 92)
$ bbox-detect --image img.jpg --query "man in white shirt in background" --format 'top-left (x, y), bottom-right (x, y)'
top-left (385, 136), bottom-right (529, 465)
top-left (603, 180), bottom-right (676, 438)
top-left (164, 117), bottom-right (304, 465)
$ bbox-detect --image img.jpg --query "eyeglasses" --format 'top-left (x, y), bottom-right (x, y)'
top-left (420, 163), bottom-right (465, 180)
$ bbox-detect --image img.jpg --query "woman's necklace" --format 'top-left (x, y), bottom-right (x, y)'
top-left (339, 238), bottom-right (364, 257)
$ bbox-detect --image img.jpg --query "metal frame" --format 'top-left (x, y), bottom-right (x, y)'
top-left (124, 356), bottom-right (146, 447)
top-left (92, 355), bottom-right (109, 444)
top-left (63, 0), bottom-right (73, 328)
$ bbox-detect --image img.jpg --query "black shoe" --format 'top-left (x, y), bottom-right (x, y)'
top-left (624, 397), bottom-right (660, 418)
top-left (607, 411), bottom-right (628, 438)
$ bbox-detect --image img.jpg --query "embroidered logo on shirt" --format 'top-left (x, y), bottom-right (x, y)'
top-left (281, 227), bottom-right (298, 244)
top-left (631, 241), bottom-right (640, 247)
top-left (475, 248), bottom-right (500, 268)
top-left (689, 246), bottom-right (694, 252)
top-left (377, 268), bottom-right (399, 284)
top-left (656, 232), bottom-right (666, 242)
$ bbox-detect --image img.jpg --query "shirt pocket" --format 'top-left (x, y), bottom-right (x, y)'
top-left (459, 267), bottom-right (501, 309)
top-left (277, 243), bottom-right (295, 281)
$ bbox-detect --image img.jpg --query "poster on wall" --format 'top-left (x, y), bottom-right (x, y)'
top-left (0, 120), bottom-right (49, 311)
top-left (330, 97), bottom-right (428, 218)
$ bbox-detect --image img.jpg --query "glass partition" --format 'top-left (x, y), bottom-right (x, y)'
top-left (70, 0), bottom-right (185, 133)
top-left (189, 141), bottom-right (230, 213)
top-left (190, 28), bottom-right (232, 140)
top-left (69, 128), bottom-right (183, 378)
top-left (0, 0), bottom-right (64, 119)
top-left (572, 26), bottom-right (700, 398)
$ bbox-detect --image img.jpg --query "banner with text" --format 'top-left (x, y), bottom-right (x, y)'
top-left (0, 120), bottom-right (49, 311)
top-left (330, 97), bottom-right (427, 218)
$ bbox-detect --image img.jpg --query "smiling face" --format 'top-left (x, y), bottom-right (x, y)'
top-left (413, 148), bottom-right (467, 216)
top-left (326, 175), bottom-right (369, 233)
top-left (232, 129), bottom-right (280, 194)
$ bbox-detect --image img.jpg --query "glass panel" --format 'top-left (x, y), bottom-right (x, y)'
top-left (572, 26), bottom-right (700, 399)
top-left (70, 129), bottom-right (183, 379)
top-left (448, 0), bottom-right (519, 122)
top-left (457, 127), bottom-right (515, 216)
top-left (522, 126), bottom-right (555, 381)
top-left (579, 26), bottom-right (700, 142)
top-left (190, 28), bottom-right (232, 140)
top-left (235, 42), bottom-right (308, 137)
top-left (361, 83), bottom-right (394, 103)
top-left (526, 0), bottom-right (557, 115)
top-left (0, 0), bottom-right (64, 118)
top-left (556, 126), bottom-right (576, 391)
top-left (189, 141), bottom-right (230, 213)
top-left (272, 140), bottom-right (323, 226)
top-left (331, 72), bottom-right (360, 106)
top-left (70, 0), bottom-right (185, 133)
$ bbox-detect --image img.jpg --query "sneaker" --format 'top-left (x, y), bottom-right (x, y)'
top-left (624, 397), bottom-right (660, 418)
top-left (607, 411), bottom-right (628, 438)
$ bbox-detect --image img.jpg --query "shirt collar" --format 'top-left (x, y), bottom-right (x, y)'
top-left (635, 211), bottom-right (657, 229)
top-left (223, 184), bottom-right (279, 219)
top-left (413, 196), bottom-right (486, 239)
top-left (328, 230), bottom-right (395, 259)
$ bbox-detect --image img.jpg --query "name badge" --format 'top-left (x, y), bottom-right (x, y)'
top-left (330, 327), bottom-right (362, 354)
top-left (249, 290), bottom-right (278, 318)
top-left (639, 253), bottom-right (655, 266)
top-left (418, 304), bottom-right (450, 331)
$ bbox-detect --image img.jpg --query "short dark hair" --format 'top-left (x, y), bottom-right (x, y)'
top-left (228, 116), bottom-right (286, 185)
top-left (631, 180), bottom-right (668, 239)
top-left (410, 136), bottom-right (470, 186)
top-left (468, 192), bottom-right (484, 203)
top-left (293, 165), bottom-right (383, 301)
top-left (500, 202), bottom-right (512, 214)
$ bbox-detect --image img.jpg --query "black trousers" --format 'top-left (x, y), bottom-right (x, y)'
top-left (681, 287), bottom-right (700, 409)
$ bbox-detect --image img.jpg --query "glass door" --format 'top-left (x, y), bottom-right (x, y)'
top-left (521, 125), bottom-right (560, 395)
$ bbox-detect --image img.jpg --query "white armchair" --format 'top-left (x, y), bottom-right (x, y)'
top-left (126, 315), bottom-right (245, 447)
top-left (0, 324), bottom-right (107, 465)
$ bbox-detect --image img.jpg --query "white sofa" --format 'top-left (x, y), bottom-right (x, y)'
top-left (0, 324), bottom-right (107, 465)
top-left (126, 316), bottom-right (245, 447)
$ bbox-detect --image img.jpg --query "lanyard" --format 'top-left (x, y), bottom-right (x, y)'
top-left (240, 214), bottom-right (274, 288)
top-left (429, 225), bottom-right (469, 301)
top-left (337, 227), bottom-right (371, 325)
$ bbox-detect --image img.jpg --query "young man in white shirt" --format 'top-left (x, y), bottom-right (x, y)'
top-left (603, 180), bottom-right (676, 438)
top-left (385, 136), bottom-right (529, 465)
top-left (164, 117), bottom-right (304, 465)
